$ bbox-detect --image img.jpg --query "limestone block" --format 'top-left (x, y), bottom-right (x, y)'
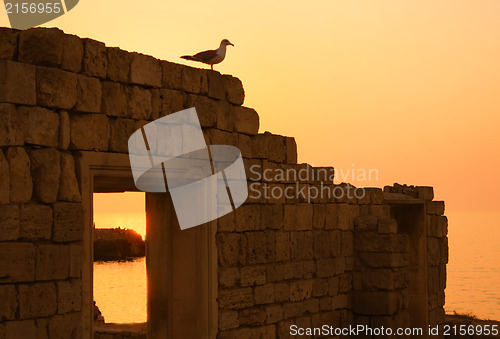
top-left (0, 285), bottom-right (18, 321)
top-left (313, 230), bottom-right (331, 258)
top-left (0, 151), bottom-right (9, 204)
top-left (353, 291), bottom-right (398, 315)
top-left (58, 153), bottom-right (82, 202)
top-left (216, 101), bottom-right (235, 131)
top-left (218, 310), bottom-right (239, 331)
top-left (19, 282), bottom-right (57, 318)
top-left (261, 204), bottom-right (283, 230)
top-left (37, 67), bottom-right (77, 109)
top-left (127, 85), bottom-right (152, 120)
top-left (109, 118), bottom-right (137, 153)
top-left (61, 34), bottom-right (83, 73)
top-left (207, 129), bottom-right (238, 148)
top-left (238, 308), bottom-right (266, 326)
top-left (285, 137), bottom-right (298, 164)
top-left (427, 237), bottom-right (440, 266)
top-left (181, 66), bottom-right (203, 94)
top-left (20, 204), bottom-right (52, 240)
top-left (0, 205), bottom-right (19, 241)
top-left (244, 158), bottom-right (262, 182)
top-left (341, 231), bottom-right (354, 256)
top-left (218, 287), bottom-right (254, 309)
top-left (35, 318), bottom-right (49, 339)
top-left (355, 233), bottom-right (408, 253)
top-left (186, 94), bottom-right (217, 127)
top-left (158, 89), bottom-right (184, 117)
top-left (59, 111), bottom-right (70, 149)
top-left (354, 215), bottom-right (378, 232)
top-left (325, 204), bottom-right (338, 229)
top-left (70, 113), bottom-right (110, 151)
top-left (234, 204), bottom-right (262, 232)
top-left (296, 203), bottom-right (313, 230)
top-left (234, 106), bottom-right (259, 135)
top-left (48, 313), bottom-right (82, 338)
top-left (238, 133), bottom-right (252, 158)
top-left (216, 233), bottom-right (247, 266)
top-left (417, 186), bottom-right (434, 200)
top-left (275, 232), bottom-right (290, 263)
top-left (6, 147), bottom-right (32, 203)
top-left (283, 204), bottom-right (297, 231)
top-left (290, 231), bottom-right (313, 260)
top-left (0, 243), bottom-right (35, 282)
top-left (219, 267), bottom-right (240, 287)
top-left (289, 280), bottom-right (313, 302)
top-left (18, 28), bottom-right (64, 67)
top-left (337, 204), bottom-right (359, 231)
top-left (76, 74), bottom-right (102, 113)
top-left (218, 213), bottom-right (236, 232)
top-left (82, 39), bottom-right (107, 78)
top-left (366, 187), bottom-right (384, 204)
top-left (69, 244), bottom-right (83, 278)
top-left (246, 231), bottom-right (275, 265)
top-left (312, 204), bottom-right (326, 229)
top-left (107, 47), bottom-right (131, 82)
top-left (4, 320), bottom-right (36, 338)
top-left (0, 60), bottom-right (36, 105)
top-left (251, 133), bottom-right (268, 159)
top-left (149, 89), bottom-right (160, 120)
top-left (101, 81), bottom-right (128, 117)
top-left (57, 280), bottom-right (82, 314)
top-left (206, 71), bottom-right (225, 100)
top-left (18, 106), bottom-right (59, 147)
top-left (161, 61), bottom-right (183, 90)
top-left (36, 244), bottom-right (70, 280)
top-left (0, 27), bottom-right (18, 60)
top-left (129, 53), bottom-right (162, 87)
top-left (378, 217), bottom-right (398, 234)
top-left (428, 215), bottom-right (448, 237)
top-left (265, 305), bottom-right (284, 324)
top-left (30, 148), bottom-right (60, 203)
top-left (0, 104), bottom-right (23, 147)
top-left (53, 203), bottom-right (84, 242)
top-left (223, 75), bottom-right (245, 105)
top-left (440, 237), bottom-right (448, 264)
top-left (267, 133), bottom-right (286, 163)
top-left (240, 266), bottom-right (266, 286)
top-left (357, 252), bottom-right (409, 269)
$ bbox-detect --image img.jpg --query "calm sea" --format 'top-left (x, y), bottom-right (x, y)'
top-left (93, 211), bottom-right (499, 323)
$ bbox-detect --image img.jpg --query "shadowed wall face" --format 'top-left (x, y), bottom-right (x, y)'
top-left (0, 27), bottom-right (448, 338)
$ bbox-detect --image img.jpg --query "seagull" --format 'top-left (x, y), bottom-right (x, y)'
top-left (181, 39), bottom-right (234, 70)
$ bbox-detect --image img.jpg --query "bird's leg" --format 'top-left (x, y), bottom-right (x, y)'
top-left (211, 65), bottom-right (213, 71)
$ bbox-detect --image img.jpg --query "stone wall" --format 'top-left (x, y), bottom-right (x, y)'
top-left (0, 26), bottom-right (448, 338)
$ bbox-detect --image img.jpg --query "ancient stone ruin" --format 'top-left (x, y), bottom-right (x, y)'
top-left (0, 27), bottom-right (448, 338)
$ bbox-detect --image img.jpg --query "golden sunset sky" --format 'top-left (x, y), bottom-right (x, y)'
top-left (1, 0), bottom-right (499, 214)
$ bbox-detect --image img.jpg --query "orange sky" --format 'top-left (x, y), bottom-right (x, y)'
top-left (2, 0), bottom-right (499, 213)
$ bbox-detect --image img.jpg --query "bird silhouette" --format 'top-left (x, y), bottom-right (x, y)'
top-left (181, 39), bottom-right (234, 70)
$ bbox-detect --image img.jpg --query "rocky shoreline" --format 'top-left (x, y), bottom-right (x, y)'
top-left (93, 227), bottom-right (145, 261)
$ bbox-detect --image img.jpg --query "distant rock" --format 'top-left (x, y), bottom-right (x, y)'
top-left (93, 227), bottom-right (145, 261)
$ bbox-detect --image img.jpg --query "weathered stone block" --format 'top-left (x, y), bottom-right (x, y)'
top-left (313, 230), bottom-right (331, 258)
top-left (219, 267), bottom-right (240, 287)
top-left (181, 66), bottom-right (203, 93)
top-left (61, 34), bottom-right (83, 73)
top-left (218, 287), bottom-right (254, 309)
top-left (35, 318), bottom-right (49, 339)
top-left (290, 231), bottom-right (313, 260)
top-left (206, 71), bottom-right (226, 100)
top-left (378, 217), bottom-right (398, 234)
top-left (417, 186), bottom-right (434, 200)
top-left (59, 111), bottom-right (70, 149)
top-left (37, 67), bottom-right (77, 109)
top-left (289, 280), bottom-right (313, 302)
top-left (352, 291), bottom-right (398, 315)
top-left (266, 304), bottom-right (284, 324)
top-left (251, 133), bottom-right (269, 159)
top-left (127, 85), bottom-right (152, 120)
top-left (30, 148), bottom-right (60, 203)
top-left (158, 89), bottom-right (184, 117)
top-left (355, 233), bottom-right (408, 253)
top-left (57, 280), bottom-right (82, 314)
top-left (325, 204), bottom-right (338, 229)
top-left (207, 129), bottom-right (238, 147)
top-left (283, 204), bottom-right (297, 231)
top-left (19, 282), bottom-right (57, 318)
top-left (161, 61), bottom-right (183, 89)
top-left (234, 106), bottom-right (259, 135)
top-left (357, 252), bottom-right (409, 268)
top-left (275, 232), bottom-right (290, 262)
top-left (53, 203), bottom-right (84, 242)
top-left (0, 205), bottom-right (19, 240)
top-left (238, 133), bottom-right (252, 158)
top-left (0, 243), bottom-right (35, 282)
top-left (48, 312), bottom-right (81, 338)
top-left (296, 203), bottom-right (313, 230)
top-left (76, 74), bottom-right (102, 113)
top-left (223, 75), bottom-right (245, 105)
top-left (216, 101), bottom-right (235, 131)
top-left (70, 113), bottom-right (110, 151)
top-left (18, 28), bottom-right (64, 67)
top-left (246, 231), bottom-right (275, 265)
top-left (0, 151), bottom-right (9, 204)
top-left (36, 244), bottom-right (70, 280)
top-left (0, 285), bottom-right (18, 321)
top-left (82, 39), bottom-right (107, 78)
top-left (218, 310), bottom-right (239, 331)
top-left (4, 320), bottom-right (36, 338)
top-left (234, 204), bottom-right (261, 232)
top-left (285, 137), bottom-right (297, 164)
top-left (20, 204), bottom-right (52, 240)
top-left (6, 147), bottom-right (32, 203)
top-left (240, 266), bottom-right (266, 286)
top-left (107, 47), bottom-right (131, 82)
top-left (217, 233), bottom-right (247, 266)
top-left (101, 81), bottom-right (128, 117)
top-left (427, 200), bottom-right (445, 215)
top-left (238, 308), bottom-right (266, 326)
top-left (129, 53), bottom-right (162, 87)
top-left (0, 104), bottom-right (23, 147)
top-left (69, 244), bottom-right (83, 278)
top-left (186, 94), bottom-right (217, 128)
top-left (354, 215), bottom-right (378, 232)
top-left (58, 153), bottom-right (81, 202)
top-left (0, 60), bottom-right (36, 105)
top-left (109, 118), bottom-right (137, 153)
top-left (337, 204), bottom-right (359, 231)
top-left (18, 106), bottom-right (59, 147)
top-left (0, 27), bottom-right (18, 60)
top-left (255, 284), bottom-right (275, 305)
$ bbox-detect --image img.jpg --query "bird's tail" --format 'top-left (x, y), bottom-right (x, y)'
top-left (181, 55), bottom-right (194, 60)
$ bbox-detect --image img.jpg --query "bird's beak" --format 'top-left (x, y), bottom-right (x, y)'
top-left (229, 42), bottom-right (234, 46)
